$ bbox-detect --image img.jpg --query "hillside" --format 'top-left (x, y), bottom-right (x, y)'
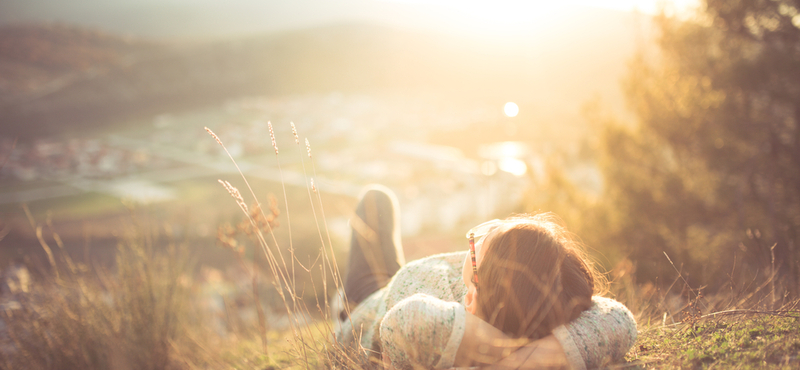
top-left (1, 13), bottom-right (644, 139)
top-left (0, 24), bottom-right (162, 107)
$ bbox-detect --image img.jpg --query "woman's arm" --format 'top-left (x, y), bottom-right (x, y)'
top-left (382, 295), bottom-right (636, 370)
top-left (482, 335), bottom-right (569, 370)
top-left (380, 293), bottom-right (467, 369)
top-left (454, 312), bottom-right (568, 369)
top-left (380, 294), bottom-right (554, 370)
top-left (454, 296), bottom-right (637, 370)
top-left (553, 296), bottom-right (638, 370)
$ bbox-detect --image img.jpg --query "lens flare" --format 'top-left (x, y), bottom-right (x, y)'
top-left (498, 157), bottom-right (527, 176)
top-left (504, 102), bottom-right (519, 117)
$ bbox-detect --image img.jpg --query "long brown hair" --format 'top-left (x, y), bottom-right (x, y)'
top-left (475, 213), bottom-right (603, 340)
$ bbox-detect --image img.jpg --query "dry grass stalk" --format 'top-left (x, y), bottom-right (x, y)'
top-left (207, 124), bottom-right (363, 369)
top-left (306, 138), bottom-right (354, 332)
top-left (22, 204), bottom-right (59, 279)
top-left (205, 126), bottom-right (223, 146)
top-left (207, 125), bottom-right (317, 366)
top-left (205, 126), bottom-right (290, 278)
top-left (292, 127), bottom-right (346, 327)
top-left (269, 121), bottom-right (278, 155)
top-left (272, 122), bottom-right (296, 302)
top-left (296, 128), bottom-right (355, 335)
top-left (291, 122), bottom-right (300, 145)
top-left (304, 139), bottom-right (344, 317)
top-left (218, 179), bottom-right (249, 214)
top-left (1, 210), bottom-right (194, 370)
top-left (216, 197), bottom-right (282, 356)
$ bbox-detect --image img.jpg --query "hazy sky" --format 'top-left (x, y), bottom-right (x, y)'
top-left (0, 0), bottom-right (700, 39)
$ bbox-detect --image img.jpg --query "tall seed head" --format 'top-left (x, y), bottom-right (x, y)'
top-left (205, 127), bottom-right (223, 146)
top-left (305, 138), bottom-right (312, 159)
top-left (291, 122), bottom-right (299, 145)
top-left (268, 121), bottom-right (278, 155)
top-left (218, 179), bottom-right (248, 214)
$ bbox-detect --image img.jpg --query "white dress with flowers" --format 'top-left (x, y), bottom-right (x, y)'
top-left (336, 251), bottom-right (637, 370)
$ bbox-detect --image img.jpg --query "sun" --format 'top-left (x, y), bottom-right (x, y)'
top-left (504, 102), bottom-right (519, 117)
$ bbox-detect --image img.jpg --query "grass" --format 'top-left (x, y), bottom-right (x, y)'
top-left (204, 124), bottom-right (373, 369)
top-left (5, 121), bottom-right (800, 370)
top-left (629, 312), bottom-right (800, 369)
top-left (1, 208), bottom-right (193, 370)
top-left (605, 251), bottom-right (800, 369)
top-left (204, 320), bottom-right (335, 370)
top-left (0, 121), bottom-right (364, 370)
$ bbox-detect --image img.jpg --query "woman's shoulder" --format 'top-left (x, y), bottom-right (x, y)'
top-left (404, 251), bottom-right (467, 269)
top-left (398, 251), bottom-right (467, 282)
top-left (589, 296), bottom-right (635, 314)
top-left (392, 251), bottom-right (466, 285)
top-left (583, 296), bottom-right (638, 351)
top-left (584, 296), bottom-right (637, 328)
top-left (558, 296), bottom-right (638, 369)
top-left (385, 251), bottom-right (468, 306)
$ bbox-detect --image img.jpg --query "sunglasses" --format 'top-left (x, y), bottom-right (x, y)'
top-left (465, 219), bottom-right (503, 291)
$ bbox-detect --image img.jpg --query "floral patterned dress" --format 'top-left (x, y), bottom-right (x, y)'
top-left (336, 251), bottom-right (637, 370)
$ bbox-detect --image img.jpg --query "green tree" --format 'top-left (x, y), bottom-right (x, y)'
top-left (595, 0), bottom-right (800, 294)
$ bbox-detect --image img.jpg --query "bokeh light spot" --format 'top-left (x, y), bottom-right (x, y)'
top-left (504, 102), bottom-right (519, 117)
top-left (481, 161), bottom-right (497, 176)
top-left (498, 157), bottom-right (527, 176)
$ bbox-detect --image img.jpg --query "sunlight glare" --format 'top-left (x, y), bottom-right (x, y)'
top-left (573, 0), bottom-right (700, 14)
top-left (498, 158), bottom-right (527, 176)
top-left (379, 0), bottom-right (702, 34)
top-left (504, 102), bottom-right (519, 117)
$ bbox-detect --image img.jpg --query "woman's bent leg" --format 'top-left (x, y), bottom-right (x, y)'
top-left (343, 185), bottom-right (405, 309)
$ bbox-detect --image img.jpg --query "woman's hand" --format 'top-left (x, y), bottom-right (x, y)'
top-left (454, 310), bottom-right (568, 369)
top-left (480, 335), bottom-right (568, 370)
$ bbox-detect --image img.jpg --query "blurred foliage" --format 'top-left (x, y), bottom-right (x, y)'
top-left (0, 210), bottom-right (198, 370)
top-left (0, 206), bottom-right (333, 369)
top-left (528, 0), bottom-right (800, 297)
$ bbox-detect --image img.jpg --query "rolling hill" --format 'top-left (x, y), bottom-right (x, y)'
top-left (1, 12), bottom-right (647, 139)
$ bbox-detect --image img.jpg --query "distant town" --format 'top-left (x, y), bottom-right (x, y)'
top-left (0, 93), bottom-right (579, 239)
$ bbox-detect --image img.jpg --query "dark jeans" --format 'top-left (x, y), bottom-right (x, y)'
top-left (342, 185), bottom-right (405, 319)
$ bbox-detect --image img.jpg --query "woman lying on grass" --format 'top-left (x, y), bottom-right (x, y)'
top-left (335, 186), bottom-right (637, 369)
